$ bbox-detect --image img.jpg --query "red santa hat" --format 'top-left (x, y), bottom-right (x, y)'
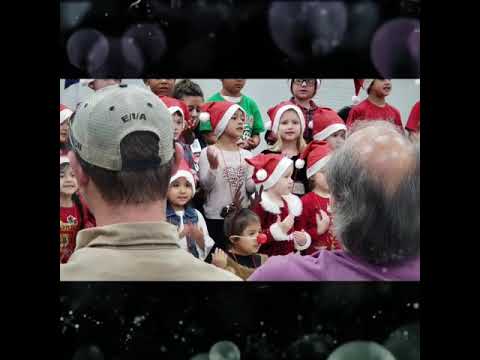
top-left (245, 153), bottom-right (293, 190)
top-left (265, 101), bottom-right (306, 135)
top-left (296, 140), bottom-right (332, 179)
top-left (169, 160), bottom-right (196, 194)
top-left (159, 96), bottom-right (191, 127)
top-left (198, 101), bottom-right (247, 137)
top-left (60, 104), bottom-right (73, 125)
top-left (311, 108), bottom-right (346, 141)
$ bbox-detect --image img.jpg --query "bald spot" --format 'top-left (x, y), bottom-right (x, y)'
top-left (348, 126), bottom-right (415, 195)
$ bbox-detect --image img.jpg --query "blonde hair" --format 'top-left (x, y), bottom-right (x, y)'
top-left (270, 108), bottom-right (307, 153)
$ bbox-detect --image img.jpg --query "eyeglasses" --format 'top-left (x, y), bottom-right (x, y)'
top-left (293, 79), bottom-right (316, 86)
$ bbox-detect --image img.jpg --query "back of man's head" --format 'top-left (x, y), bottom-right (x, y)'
top-left (325, 121), bottom-right (420, 265)
top-left (68, 84), bottom-right (174, 206)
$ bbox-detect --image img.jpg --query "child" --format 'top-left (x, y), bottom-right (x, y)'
top-left (405, 100), bottom-right (420, 138)
top-left (211, 208), bottom-right (268, 280)
top-left (144, 79), bottom-right (176, 97)
top-left (246, 153), bottom-right (311, 256)
top-left (310, 108), bottom-right (347, 150)
top-left (166, 161), bottom-right (215, 260)
top-left (160, 96), bottom-right (197, 172)
top-left (198, 101), bottom-right (255, 250)
top-left (60, 104), bottom-right (73, 156)
top-left (200, 79), bottom-right (264, 150)
top-left (347, 79), bottom-right (404, 132)
top-left (60, 156), bottom-right (95, 263)
top-left (263, 101), bottom-right (308, 196)
top-left (296, 141), bottom-right (342, 255)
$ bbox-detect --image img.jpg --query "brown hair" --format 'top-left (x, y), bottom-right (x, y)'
top-left (77, 131), bottom-right (173, 206)
top-left (223, 208), bottom-right (260, 249)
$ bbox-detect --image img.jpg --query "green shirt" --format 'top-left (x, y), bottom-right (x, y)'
top-left (200, 92), bottom-right (265, 140)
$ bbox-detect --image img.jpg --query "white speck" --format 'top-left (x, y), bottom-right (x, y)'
top-left (74, 324), bottom-right (79, 329)
top-left (260, 321), bottom-right (264, 326)
top-left (209, 32), bottom-right (216, 38)
top-left (406, 303), bottom-right (410, 307)
top-left (382, 267), bottom-right (388, 273)
top-left (83, 314), bottom-right (87, 318)
top-left (105, 12), bottom-right (109, 17)
top-left (60, 317), bottom-right (64, 321)
top-left (179, 320), bottom-right (183, 325)
top-left (403, 330), bottom-right (409, 337)
top-left (181, 337), bottom-right (186, 342)
top-left (413, 302), bottom-right (419, 309)
top-left (160, 346), bottom-right (167, 352)
top-left (321, 9), bottom-right (328, 15)
top-left (68, 310), bottom-right (73, 315)
top-left (96, 321), bottom-right (101, 325)
top-left (297, 314), bottom-right (303, 321)
top-left (262, 333), bottom-right (266, 337)
top-left (174, 334), bottom-right (179, 339)
top-left (372, 315), bottom-right (376, 319)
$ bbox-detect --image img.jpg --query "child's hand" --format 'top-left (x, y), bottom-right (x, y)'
top-left (206, 146), bottom-right (220, 169)
top-left (212, 248), bottom-right (228, 269)
top-left (189, 224), bottom-right (205, 250)
top-left (316, 210), bottom-right (330, 235)
top-left (291, 231), bottom-right (307, 246)
top-left (277, 214), bottom-right (294, 234)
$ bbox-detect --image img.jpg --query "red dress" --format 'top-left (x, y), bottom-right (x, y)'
top-left (346, 99), bottom-right (403, 133)
top-left (251, 192), bottom-right (311, 257)
top-left (405, 101), bottom-right (420, 133)
top-left (298, 192), bottom-right (342, 255)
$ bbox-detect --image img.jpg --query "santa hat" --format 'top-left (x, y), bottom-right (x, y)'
top-left (265, 101), bottom-right (306, 134)
top-left (352, 79), bottom-right (376, 103)
top-left (245, 154), bottom-right (293, 190)
top-left (296, 141), bottom-right (332, 179)
top-left (159, 96), bottom-right (191, 127)
top-left (198, 101), bottom-right (247, 137)
top-left (60, 104), bottom-right (73, 125)
top-left (311, 108), bottom-right (346, 141)
top-left (60, 156), bottom-right (70, 165)
top-left (169, 160), bottom-right (196, 194)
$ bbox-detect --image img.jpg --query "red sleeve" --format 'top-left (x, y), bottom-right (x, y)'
top-left (251, 203), bottom-right (276, 245)
top-left (405, 101), bottom-right (420, 132)
top-left (393, 107), bottom-right (403, 131)
top-left (345, 105), bottom-right (358, 129)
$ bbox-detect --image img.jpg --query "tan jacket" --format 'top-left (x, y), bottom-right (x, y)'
top-left (60, 221), bottom-right (242, 281)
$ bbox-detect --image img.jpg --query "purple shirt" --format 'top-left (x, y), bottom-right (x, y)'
top-left (248, 250), bottom-right (420, 281)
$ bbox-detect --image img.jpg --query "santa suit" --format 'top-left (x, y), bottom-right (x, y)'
top-left (252, 192), bottom-right (311, 257)
top-left (298, 192), bottom-right (342, 255)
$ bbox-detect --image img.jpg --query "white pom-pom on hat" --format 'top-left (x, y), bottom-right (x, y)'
top-left (199, 112), bottom-right (210, 122)
top-left (352, 95), bottom-right (360, 105)
top-left (264, 120), bottom-right (272, 131)
top-left (295, 158), bottom-right (305, 169)
top-left (308, 121), bottom-right (313, 129)
top-left (256, 169), bottom-right (268, 181)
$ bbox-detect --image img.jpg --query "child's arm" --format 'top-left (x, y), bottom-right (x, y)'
top-left (198, 147), bottom-right (219, 192)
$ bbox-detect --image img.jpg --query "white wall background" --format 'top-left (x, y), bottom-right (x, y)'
top-left (60, 79), bottom-right (419, 153)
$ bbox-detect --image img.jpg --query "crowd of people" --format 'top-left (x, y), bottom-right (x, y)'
top-left (60, 79), bottom-right (420, 281)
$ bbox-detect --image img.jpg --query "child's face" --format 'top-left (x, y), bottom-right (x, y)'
top-left (172, 112), bottom-right (185, 140)
top-left (222, 79), bottom-right (246, 95)
top-left (326, 130), bottom-right (345, 150)
top-left (60, 121), bottom-right (69, 144)
top-left (292, 79), bottom-right (316, 100)
top-left (182, 95), bottom-right (203, 128)
top-left (60, 164), bottom-right (78, 196)
top-left (232, 221), bottom-right (262, 255)
top-left (224, 109), bottom-right (246, 139)
top-left (270, 164), bottom-right (294, 196)
top-left (167, 177), bottom-right (193, 208)
top-left (278, 110), bottom-right (302, 142)
top-left (370, 79), bottom-right (392, 97)
top-left (146, 79), bottom-right (176, 96)
top-left (312, 171), bottom-right (329, 192)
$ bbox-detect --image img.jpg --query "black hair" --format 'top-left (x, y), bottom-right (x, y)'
top-left (337, 106), bottom-right (352, 123)
top-left (223, 208), bottom-right (261, 249)
top-left (173, 79), bottom-right (204, 100)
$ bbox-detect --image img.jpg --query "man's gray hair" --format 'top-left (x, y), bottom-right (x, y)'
top-left (324, 121), bottom-right (420, 265)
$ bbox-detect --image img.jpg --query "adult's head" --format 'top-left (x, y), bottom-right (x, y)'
top-left (67, 84), bottom-right (182, 222)
top-left (173, 79), bottom-right (204, 128)
top-left (324, 121), bottom-right (420, 265)
top-left (144, 79), bottom-right (176, 97)
top-left (290, 79), bottom-right (321, 101)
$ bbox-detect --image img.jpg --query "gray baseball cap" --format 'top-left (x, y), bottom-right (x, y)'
top-left (69, 84), bottom-right (174, 171)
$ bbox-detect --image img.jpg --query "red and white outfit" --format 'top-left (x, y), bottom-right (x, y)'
top-left (246, 153), bottom-right (311, 257)
top-left (405, 101), bottom-right (420, 133)
top-left (296, 141), bottom-right (342, 254)
top-left (347, 79), bottom-right (404, 132)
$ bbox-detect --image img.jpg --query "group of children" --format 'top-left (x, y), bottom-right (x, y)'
top-left (60, 78), bottom-right (420, 279)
